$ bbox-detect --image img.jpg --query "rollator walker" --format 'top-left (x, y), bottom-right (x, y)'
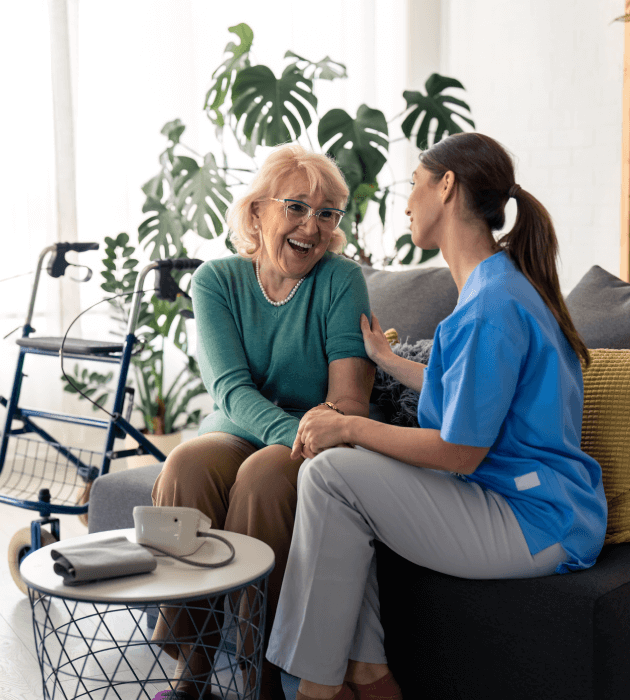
top-left (0, 242), bottom-right (201, 593)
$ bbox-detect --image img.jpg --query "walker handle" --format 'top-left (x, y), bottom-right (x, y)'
top-left (154, 258), bottom-right (203, 302)
top-left (46, 242), bottom-right (99, 278)
top-left (65, 242), bottom-right (100, 253)
top-left (156, 258), bottom-right (203, 271)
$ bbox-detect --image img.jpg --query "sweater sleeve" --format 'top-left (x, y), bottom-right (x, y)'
top-left (325, 263), bottom-right (371, 362)
top-left (191, 265), bottom-right (299, 448)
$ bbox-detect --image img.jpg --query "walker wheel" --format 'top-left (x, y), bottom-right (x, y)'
top-left (8, 526), bottom-right (58, 596)
top-left (75, 480), bottom-right (92, 527)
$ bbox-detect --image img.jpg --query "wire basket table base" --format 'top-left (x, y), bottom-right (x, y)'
top-left (28, 577), bottom-right (269, 700)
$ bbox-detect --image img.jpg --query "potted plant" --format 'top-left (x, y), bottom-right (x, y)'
top-left (62, 232), bottom-right (206, 468)
top-left (138, 22), bottom-right (475, 270)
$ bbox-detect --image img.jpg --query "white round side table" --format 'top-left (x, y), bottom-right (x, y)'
top-left (20, 528), bottom-right (275, 700)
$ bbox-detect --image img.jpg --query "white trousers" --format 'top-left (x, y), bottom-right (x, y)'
top-left (265, 446), bottom-right (566, 686)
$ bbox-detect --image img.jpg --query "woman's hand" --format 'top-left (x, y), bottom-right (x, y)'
top-left (361, 313), bottom-right (394, 366)
top-left (291, 407), bottom-right (353, 460)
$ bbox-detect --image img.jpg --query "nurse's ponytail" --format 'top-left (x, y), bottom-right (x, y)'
top-left (418, 132), bottom-right (591, 369)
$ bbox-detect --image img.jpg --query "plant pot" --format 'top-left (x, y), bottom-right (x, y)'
top-left (124, 431), bottom-right (182, 469)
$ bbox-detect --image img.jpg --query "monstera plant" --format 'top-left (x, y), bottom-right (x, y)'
top-left (61, 21), bottom-right (476, 442)
top-left (139, 22), bottom-right (476, 268)
top-left (59, 21), bottom-right (476, 478)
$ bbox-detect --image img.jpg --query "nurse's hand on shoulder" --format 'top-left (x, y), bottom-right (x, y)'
top-left (361, 313), bottom-right (394, 366)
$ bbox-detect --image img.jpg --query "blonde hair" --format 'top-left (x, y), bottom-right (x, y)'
top-left (228, 143), bottom-right (349, 259)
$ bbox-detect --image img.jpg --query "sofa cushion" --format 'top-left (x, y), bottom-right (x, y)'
top-left (565, 265), bottom-right (630, 349)
top-left (362, 265), bottom-right (458, 344)
top-left (362, 261), bottom-right (630, 351)
top-left (580, 349), bottom-right (630, 545)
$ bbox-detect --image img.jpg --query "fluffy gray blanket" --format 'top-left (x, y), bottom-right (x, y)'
top-left (372, 339), bottom-right (434, 428)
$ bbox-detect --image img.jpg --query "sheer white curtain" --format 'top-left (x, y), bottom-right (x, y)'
top-left (1, 0), bottom-right (416, 443)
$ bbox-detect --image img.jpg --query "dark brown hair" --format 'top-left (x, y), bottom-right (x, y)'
top-left (418, 132), bottom-right (591, 368)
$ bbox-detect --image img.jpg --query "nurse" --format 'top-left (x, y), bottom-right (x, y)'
top-left (265, 131), bottom-right (607, 700)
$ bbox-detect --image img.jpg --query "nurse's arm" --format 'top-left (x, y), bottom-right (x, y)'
top-left (342, 418), bottom-right (491, 475)
top-left (377, 353), bottom-right (427, 393)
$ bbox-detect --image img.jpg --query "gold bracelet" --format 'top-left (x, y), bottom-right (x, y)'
top-left (318, 401), bottom-right (345, 415)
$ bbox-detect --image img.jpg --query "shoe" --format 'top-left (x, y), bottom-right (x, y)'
top-left (153, 689), bottom-right (221, 700)
top-left (296, 683), bottom-right (354, 700)
top-left (346, 671), bottom-right (403, 700)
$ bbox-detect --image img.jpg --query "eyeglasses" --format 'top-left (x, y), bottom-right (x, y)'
top-left (269, 198), bottom-right (345, 230)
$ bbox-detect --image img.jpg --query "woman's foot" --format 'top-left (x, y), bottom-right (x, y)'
top-left (296, 683), bottom-right (354, 700)
top-left (343, 662), bottom-right (402, 700)
top-left (343, 661), bottom-right (390, 686)
top-left (346, 671), bottom-right (403, 700)
top-left (161, 646), bottom-right (215, 700)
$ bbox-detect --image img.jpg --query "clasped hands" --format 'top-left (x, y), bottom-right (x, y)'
top-left (290, 405), bottom-right (352, 460)
top-left (290, 312), bottom-right (393, 461)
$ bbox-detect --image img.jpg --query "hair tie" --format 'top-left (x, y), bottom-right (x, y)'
top-left (508, 184), bottom-right (521, 199)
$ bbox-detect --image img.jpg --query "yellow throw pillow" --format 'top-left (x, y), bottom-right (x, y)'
top-left (580, 349), bottom-right (630, 545)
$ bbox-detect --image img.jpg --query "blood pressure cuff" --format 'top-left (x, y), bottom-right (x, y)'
top-left (50, 536), bottom-right (157, 586)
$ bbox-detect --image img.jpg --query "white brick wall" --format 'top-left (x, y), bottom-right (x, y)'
top-left (436, 0), bottom-right (624, 295)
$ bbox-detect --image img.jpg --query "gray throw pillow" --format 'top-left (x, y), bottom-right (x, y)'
top-left (564, 265), bottom-right (630, 349)
top-left (372, 339), bottom-right (434, 427)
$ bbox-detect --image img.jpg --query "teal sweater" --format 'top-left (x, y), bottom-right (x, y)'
top-left (191, 252), bottom-right (371, 450)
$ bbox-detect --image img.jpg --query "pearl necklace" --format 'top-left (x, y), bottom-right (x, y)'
top-left (255, 258), bottom-right (306, 307)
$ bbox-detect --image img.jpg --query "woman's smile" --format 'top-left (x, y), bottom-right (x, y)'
top-left (286, 236), bottom-right (315, 257)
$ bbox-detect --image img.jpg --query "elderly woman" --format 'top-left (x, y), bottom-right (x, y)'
top-left (265, 132), bottom-right (608, 700)
top-left (152, 144), bottom-right (375, 700)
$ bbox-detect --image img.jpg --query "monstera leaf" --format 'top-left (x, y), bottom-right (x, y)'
top-left (145, 294), bottom-right (190, 342)
top-left (353, 181), bottom-right (379, 221)
top-left (376, 187), bottom-right (389, 227)
top-left (230, 64), bottom-right (317, 152)
top-left (161, 119), bottom-right (186, 146)
top-left (204, 23), bottom-right (253, 128)
top-left (401, 73), bottom-right (475, 149)
top-left (318, 105), bottom-right (389, 186)
top-left (174, 154), bottom-right (233, 240)
top-left (284, 51), bottom-right (347, 81)
top-left (333, 148), bottom-right (365, 194)
top-left (138, 197), bottom-right (185, 261)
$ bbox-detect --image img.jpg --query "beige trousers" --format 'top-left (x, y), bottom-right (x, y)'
top-left (150, 431), bottom-right (304, 664)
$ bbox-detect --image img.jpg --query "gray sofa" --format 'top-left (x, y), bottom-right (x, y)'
top-left (89, 260), bottom-right (630, 700)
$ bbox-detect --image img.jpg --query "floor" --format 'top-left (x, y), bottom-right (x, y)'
top-left (0, 485), bottom-right (300, 700)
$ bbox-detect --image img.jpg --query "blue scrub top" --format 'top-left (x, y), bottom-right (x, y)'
top-left (417, 251), bottom-right (607, 573)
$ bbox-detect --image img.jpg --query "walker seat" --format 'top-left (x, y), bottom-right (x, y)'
top-left (15, 337), bottom-right (124, 355)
